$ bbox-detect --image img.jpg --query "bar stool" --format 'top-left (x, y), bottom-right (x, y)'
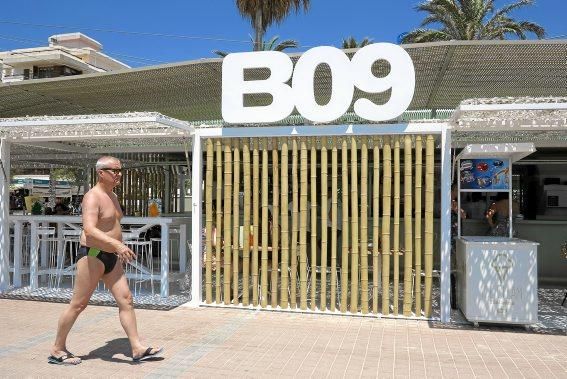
top-left (35, 226), bottom-right (59, 288)
top-left (57, 228), bottom-right (81, 288)
top-left (124, 231), bottom-right (154, 296)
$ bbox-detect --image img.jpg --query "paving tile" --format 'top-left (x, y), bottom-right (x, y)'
top-left (1, 298), bottom-right (567, 377)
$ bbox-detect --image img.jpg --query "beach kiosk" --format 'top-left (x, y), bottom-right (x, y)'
top-left (455, 143), bottom-right (539, 325)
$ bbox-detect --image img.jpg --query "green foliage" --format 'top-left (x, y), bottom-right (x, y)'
top-left (31, 201), bottom-right (43, 215)
top-left (213, 35), bottom-right (298, 57)
top-left (341, 36), bottom-right (373, 49)
top-left (235, 0), bottom-right (310, 50)
top-left (402, 0), bottom-right (545, 43)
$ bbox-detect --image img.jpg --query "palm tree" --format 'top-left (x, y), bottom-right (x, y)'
top-left (342, 36), bottom-right (374, 49)
top-left (213, 35), bottom-right (298, 57)
top-left (401, 0), bottom-right (545, 43)
top-left (236, 0), bottom-right (310, 51)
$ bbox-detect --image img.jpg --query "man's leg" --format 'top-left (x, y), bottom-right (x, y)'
top-left (103, 260), bottom-right (161, 358)
top-left (51, 257), bottom-right (104, 360)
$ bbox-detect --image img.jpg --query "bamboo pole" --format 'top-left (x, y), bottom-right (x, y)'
top-left (280, 138), bottom-right (289, 308)
top-left (310, 138), bottom-right (318, 311)
top-left (272, 138), bottom-right (280, 308)
top-left (205, 139), bottom-right (214, 303)
top-left (290, 138), bottom-right (299, 308)
top-left (252, 139), bottom-right (260, 306)
top-left (393, 137), bottom-right (401, 315)
top-left (403, 135), bottom-right (414, 316)
top-left (350, 136), bottom-right (359, 314)
top-left (261, 139), bottom-right (269, 308)
top-left (320, 137), bottom-right (328, 310)
top-left (242, 138), bottom-right (251, 306)
top-left (215, 141), bottom-right (223, 303)
top-left (340, 138), bottom-right (349, 313)
top-left (232, 140), bottom-right (241, 305)
top-left (424, 135), bottom-right (435, 318)
top-left (223, 141), bottom-right (233, 305)
top-left (299, 139), bottom-right (308, 310)
top-left (372, 137), bottom-right (380, 314)
top-left (414, 136), bottom-right (423, 315)
top-left (330, 137), bottom-right (338, 312)
top-left (381, 137), bottom-right (392, 315)
top-left (360, 137), bottom-right (369, 314)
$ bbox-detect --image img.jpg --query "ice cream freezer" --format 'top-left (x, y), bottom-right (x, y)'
top-left (456, 236), bottom-right (538, 325)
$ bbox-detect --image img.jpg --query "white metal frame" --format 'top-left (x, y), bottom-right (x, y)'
top-left (189, 122), bottom-right (453, 323)
top-left (0, 113), bottom-right (194, 296)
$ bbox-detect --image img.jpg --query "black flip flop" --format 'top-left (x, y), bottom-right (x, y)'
top-left (132, 347), bottom-right (163, 362)
top-left (48, 353), bottom-right (82, 365)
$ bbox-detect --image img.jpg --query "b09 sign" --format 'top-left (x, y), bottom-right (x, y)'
top-left (222, 43), bottom-right (415, 124)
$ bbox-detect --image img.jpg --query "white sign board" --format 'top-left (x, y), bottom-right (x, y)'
top-left (222, 43), bottom-right (415, 124)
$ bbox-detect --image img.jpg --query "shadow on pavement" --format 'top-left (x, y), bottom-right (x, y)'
top-left (79, 338), bottom-right (164, 364)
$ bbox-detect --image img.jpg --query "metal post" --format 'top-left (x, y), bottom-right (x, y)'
top-left (190, 134), bottom-right (203, 306)
top-left (0, 139), bottom-right (10, 292)
top-left (440, 127), bottom-right (452, 323)
top-left (13, 221), bottom-right (22, 287)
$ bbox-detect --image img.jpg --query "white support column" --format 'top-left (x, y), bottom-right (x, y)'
top-left (440, 127), bottom-right (452, 323)
top-left (13, 221), bottom-right (22, 287)
top-left (160, 222), bottom-right (169, 297)
top-left (0, 139), bottom-right (10, 292)
top-left (189, 134), bottom-right (202, 306)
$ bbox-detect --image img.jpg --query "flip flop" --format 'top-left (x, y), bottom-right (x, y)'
top-left (48, 353), bottom-right (82, 365)
top-left (132, 347), bottom-right (163, 362)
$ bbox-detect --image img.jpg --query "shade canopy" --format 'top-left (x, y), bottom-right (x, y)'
top-left (1, 40), bottom-right (565, 123)
top-left (0, 112), bottom-right (194, 168)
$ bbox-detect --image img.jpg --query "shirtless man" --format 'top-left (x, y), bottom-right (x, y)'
top-left (49, 156), bottom-right (162, 365)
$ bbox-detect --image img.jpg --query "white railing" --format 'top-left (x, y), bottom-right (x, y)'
top-left (8, 215), bottom-right (191, 297)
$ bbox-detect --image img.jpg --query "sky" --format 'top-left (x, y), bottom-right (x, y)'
top-left (0, 0), bottom-right (566, 68)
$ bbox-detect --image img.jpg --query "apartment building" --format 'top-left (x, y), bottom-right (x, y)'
top-left (0, 32), bottom-right (129, 83)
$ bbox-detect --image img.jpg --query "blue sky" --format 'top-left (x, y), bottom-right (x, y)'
top-left (0, 0), bottom-right (565, 68)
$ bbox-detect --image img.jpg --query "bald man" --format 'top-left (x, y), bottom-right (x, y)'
top-left (49, 156), bottom-right (162, 365)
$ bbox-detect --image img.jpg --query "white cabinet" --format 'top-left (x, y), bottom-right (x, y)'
top-left (456, 237), bottom-right (538, 325)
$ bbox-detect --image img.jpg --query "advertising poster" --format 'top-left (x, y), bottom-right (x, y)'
top-left (459, 158), bottom-right (510, 190)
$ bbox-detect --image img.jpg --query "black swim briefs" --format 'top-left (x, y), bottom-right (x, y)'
top-left (77, 246), bottom-right (118, 274)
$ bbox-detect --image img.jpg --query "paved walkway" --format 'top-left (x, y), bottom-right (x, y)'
top-left (0, 299), bottom-right (566, 378)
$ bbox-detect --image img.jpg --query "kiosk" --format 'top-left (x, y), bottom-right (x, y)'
top-left (455, 143), bottom-right (539, 325)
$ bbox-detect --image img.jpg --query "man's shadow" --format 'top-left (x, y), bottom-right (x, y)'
top-left (80, 338), bottom-right (164, 364)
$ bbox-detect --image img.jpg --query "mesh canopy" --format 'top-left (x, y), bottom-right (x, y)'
top-left (1, 40), bottom-right (565, 122)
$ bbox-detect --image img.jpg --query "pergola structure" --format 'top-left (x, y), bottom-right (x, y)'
top-left (0, 112), bottom-right (194, 296)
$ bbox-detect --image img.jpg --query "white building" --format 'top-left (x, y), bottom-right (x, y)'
top-left (0, 33), bottom-right (129, 83)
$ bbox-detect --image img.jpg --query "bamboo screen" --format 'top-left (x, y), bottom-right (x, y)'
top-left (101, 166), bottom-right (182, 216)
top-left (203, 135), bottom-right (437, 317)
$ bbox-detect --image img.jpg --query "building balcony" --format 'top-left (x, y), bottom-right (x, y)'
top-left (2, 74), bottom-right (26, 83)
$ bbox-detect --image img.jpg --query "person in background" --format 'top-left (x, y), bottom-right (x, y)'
top-left (486, 192), bottom-right (520, 237)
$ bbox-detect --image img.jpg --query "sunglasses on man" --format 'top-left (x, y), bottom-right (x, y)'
top-left (100, 168), bottom-right (122, 175)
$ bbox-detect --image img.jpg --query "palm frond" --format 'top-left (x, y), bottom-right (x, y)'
top-left (401, 29), bottom-right (454, 44)
top-left (212, 50), bottom-right (229, 58)
top-left (406, 0), bottom-right (545, 43)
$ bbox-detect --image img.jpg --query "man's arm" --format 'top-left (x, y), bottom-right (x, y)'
top-left (82, 192), bottom-right (134, 261)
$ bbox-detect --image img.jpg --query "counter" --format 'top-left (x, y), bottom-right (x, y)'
top-left (456, 236), bottom-right (538, 325)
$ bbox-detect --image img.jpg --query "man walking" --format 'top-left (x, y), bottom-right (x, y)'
top-left (49, 156), bottom-right (163, 365)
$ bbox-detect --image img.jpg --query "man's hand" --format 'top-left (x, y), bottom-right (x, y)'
top-left (116, 245), bottom-right (136, 263)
